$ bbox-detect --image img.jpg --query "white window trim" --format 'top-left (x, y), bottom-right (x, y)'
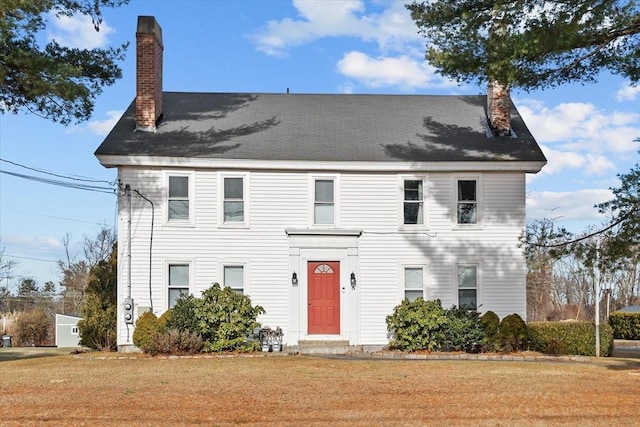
top-left (455, 262), bottom-right (482, 310)
top-left (398, 175), bottom-right (429, 230)
top-left (219, 261), bottom-right (248, 294)
top-left (398, 262), bottom-right (427, 302)
top-left (218, 172), bottom-right (250, 228)
top-left (166, 260), bottom-right (193, 309)
top-left (164, 171), bottom-right (195, 226)
top-left (309, 174), bottom-right (340, 227)
top-left (71, 326), bottom-right (79, 335)
top-left (452, 174), bottom-right (483, 229)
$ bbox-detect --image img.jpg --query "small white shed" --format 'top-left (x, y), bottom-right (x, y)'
top-left (55, 314), bottom-right (82, 348)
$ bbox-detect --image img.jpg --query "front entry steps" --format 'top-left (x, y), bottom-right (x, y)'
top-left (292, 340), bottom-right (351, 355)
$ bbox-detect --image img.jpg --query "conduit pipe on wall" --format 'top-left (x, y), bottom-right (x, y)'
top-left (126, 184), bottom-right (132, 300)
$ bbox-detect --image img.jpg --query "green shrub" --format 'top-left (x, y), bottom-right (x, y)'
top-left (150, 329), bottom-right (203, 356)
top-left (386, 298), bottom-right (449, 352)
top-left (608, 312), bottom-right (640, 340)
top-left (195, 283), bottom-right (265, 353)
top-left (442, 306), bottom-right (485, 352)
top-left (78, 293), bottom-right (117, 351)
top-left (497, 313), bottom-right (528, 352)
top-left (133, 311), bottom-right (162, 353)
top-left (166, 294), bottom-right (199, 333)
top-left (528, 321), bottom-right (613, 356)
top-left (480, 311), bottom-right (500, 352)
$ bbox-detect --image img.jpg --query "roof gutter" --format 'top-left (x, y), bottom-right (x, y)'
top-left (96, 155), bottom-right (546, 174)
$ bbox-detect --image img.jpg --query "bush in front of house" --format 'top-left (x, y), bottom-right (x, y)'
top-left (441, 305), bottom-right (485, 352)
top-left (133, 284), bottom-right (264, 354)
top-left (150, 328), bottom-right (203, 356)
top-left (479, 311), bottom-right (500, 352)
top-left (166, 293), bottom-right (200, 333)
top-left (608, 312), bottom-right (640, 340)
top-left (387, 298), bottom-right (489, 352)
top-left (528, 321), bottom-right (613, 356)
top-left (386, 298), bottom-right (448, 352)
top-left (133, 311), bottom-right (163, 353)
top-left (195, 283), bottom-right (265, 352)
top-left (497, 313), bottom-right (528, 352)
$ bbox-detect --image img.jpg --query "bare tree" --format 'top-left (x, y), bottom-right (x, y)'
top-left (0, 239), bottom-right (17, 283)
top-left (58, 226), bottom-right (115, 316)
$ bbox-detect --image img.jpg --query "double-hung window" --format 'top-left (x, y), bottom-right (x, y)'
top-left (403, 267), bottom-right (424, 301)
top-left (403, 179), bottom-right (424, 225)
top-left (168, 176), bottom-right (189, 221)
top-left (457, 265), bottom-right (478, 310)
top-left (457, 179), bottom-right (477, 224)
top-left (314, 179), bottom-right (334, 225)
top-left (223, 177), bottom-right (244, 223)
top-left (168, 264), bottom-right (190, 308)
top-left (223, 265), bottom-right (244, 295)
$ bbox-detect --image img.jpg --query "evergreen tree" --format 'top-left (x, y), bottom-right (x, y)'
top-left (407, 1), bottom-right (640, 90)
top-left (77, 244), bottom-right (117, 351)
top-left (0, 0), bottom-right (129, 124)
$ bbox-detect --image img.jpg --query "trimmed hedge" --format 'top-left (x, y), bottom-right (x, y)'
top-left (608, 312), bottom-right (640, 340)
top-left (528, 321), bottom-right (613, 356)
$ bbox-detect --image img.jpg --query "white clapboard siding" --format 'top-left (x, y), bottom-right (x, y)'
top-left (116, 167), bottom-right (528, 347)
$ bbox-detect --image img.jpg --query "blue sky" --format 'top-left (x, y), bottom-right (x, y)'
top-left (1, 0), bottom-right (638, 288)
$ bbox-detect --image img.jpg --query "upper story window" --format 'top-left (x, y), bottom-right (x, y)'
top-left (168, 263), bottom-right (190, 308)
top-left (224, 265), bottom-right (244, 295)
top-left (404, 266), bottom-right (424, 301)
top-left (457, 264), bottom-right (477, 310)
top-left (457, 179), bottom-right (477, 224)
top-left (224, 177), bottom-right (244, 223)
top-left (403, 179), bottom-right (424, 225)
top-left (168, 176), bottom-right (189, 221)
top-left (314, 179), bottom-right (334, 225)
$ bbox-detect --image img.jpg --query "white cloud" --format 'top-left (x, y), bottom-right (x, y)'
top-left (3, 234), bottom-right (63, 254)
top-left (251, 1), bottom-right (456, 91)
top-left (48, 14), bottom-right (114, 49)
top-left (527, 189), bottom-right (612, 223)
top-left (337, 51), bottom-right (454, 90)
top-left (251, 0), bottom-right (421, 56)
top-left (86, 110), bottom-right (123, 136)
top-left (65, 110), bottom-right (123, 136)
top-left (517, 99), bottom-right (640, 173)
top-left (616, 84), bottom-right (640, 101)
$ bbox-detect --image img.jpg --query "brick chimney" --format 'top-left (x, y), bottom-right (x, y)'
top-left (487, 80), bottom-right (511, 137)
top-left (135, 16), bottom-right (163, 132)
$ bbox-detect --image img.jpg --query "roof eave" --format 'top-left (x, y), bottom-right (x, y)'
top-left (96, 155), bottom-right (546, 174)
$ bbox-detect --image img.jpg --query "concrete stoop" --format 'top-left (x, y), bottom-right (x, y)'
top-left (290, 340), bottom-right (351, 355)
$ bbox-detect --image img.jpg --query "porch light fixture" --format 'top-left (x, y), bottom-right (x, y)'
top-left (291, 272), bottom-right (298, 287)
top-left (350, 272), bottom-right (357, 290)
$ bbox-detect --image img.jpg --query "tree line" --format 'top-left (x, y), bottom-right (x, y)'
top-left (0, 227), bottom-right (116, 348)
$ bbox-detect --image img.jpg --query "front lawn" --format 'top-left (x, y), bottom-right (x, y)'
top-left (1, 353), bottom-right (638, 425)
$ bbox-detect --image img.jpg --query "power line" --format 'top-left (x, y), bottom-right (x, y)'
top-left (0, 170), bottom-right (115, 194)
top-left (5, 254), bottom-right (58, 263)
top-left (0, 158), bottom-right (114, 185)
top-left (3, 208), bottom-right (109, 226)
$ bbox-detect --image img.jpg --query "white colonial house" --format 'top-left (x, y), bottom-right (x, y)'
top-left (95, 17), bottom-right (546, 351)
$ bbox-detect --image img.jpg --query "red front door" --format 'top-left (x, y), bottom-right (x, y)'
top-left (307, 261), bottom-right (340, 334)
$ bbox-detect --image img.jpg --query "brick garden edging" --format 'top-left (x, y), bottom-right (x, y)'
top-left (74, 351), bottom-right (590, 363)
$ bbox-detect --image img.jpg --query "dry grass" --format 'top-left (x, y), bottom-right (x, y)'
top-left (1, 352), bottom-right (639, 426)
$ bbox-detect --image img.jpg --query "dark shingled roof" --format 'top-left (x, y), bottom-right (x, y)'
top-left (95, 92), bottom-right (546, 164)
